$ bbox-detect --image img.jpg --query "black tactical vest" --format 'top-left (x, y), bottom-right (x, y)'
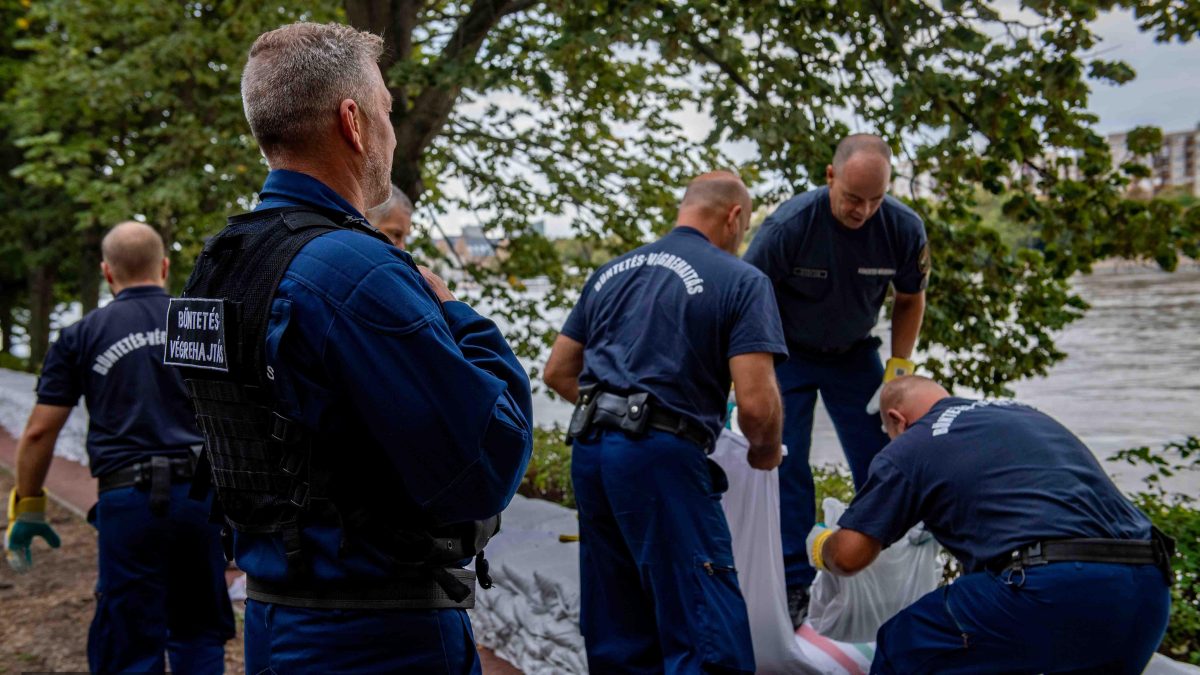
top-left (167, 206), bottom-right (496, 608)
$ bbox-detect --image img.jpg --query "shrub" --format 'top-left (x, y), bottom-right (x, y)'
top-left (519, 425), bottom-right (574, 508)
top-left (1111, 437), bottom-right (1200, 664)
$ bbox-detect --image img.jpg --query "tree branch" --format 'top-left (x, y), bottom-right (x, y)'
top-left (347, 0), bottom-right (539, 203)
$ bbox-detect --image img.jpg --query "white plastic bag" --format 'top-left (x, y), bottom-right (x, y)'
top-left (807, 498), bottom-right (941, 643)
top-left (712, 429), bottom-right (814, 673)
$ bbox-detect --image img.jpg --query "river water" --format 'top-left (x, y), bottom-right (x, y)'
top-left (525, 265), bottom-right (1200, 493)
top-left (6, 265), bottom-right (1197, 492)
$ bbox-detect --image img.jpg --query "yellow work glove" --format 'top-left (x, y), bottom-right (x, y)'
top-left (807, 525), bottom-right (834, 572)
top-left (866, 357), bottom-right (917, 414)
top-left (5, 488), bottom-right (61, 573)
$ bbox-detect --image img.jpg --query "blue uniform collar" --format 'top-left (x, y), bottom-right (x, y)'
top-left (114, 285), bottom-right (167, 301)
top-left (672, 226), bottom-right (711, 242)
top-left (256, 169), bottom-right (365, 220)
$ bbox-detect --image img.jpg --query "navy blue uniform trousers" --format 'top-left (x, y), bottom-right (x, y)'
top-left (244, 602), bottom-right (480, 674)
top-left (777, 341), bottom-right (891, 589)
top-left (573, 429), bottom-right (755, 674)
top-left (89, 483), bottom-right (234, 674)
top-left (873, 562), bottom-right (1171, 674)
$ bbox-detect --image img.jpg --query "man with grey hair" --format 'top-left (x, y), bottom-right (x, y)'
top-left (744, 133), bottom-right (930, 626)
top-left (8, 221), bottom-right (234, 672)
top-left (169, 22), bottom-right (532, 672)
top-left (366, 184), bottom-right (415, 248)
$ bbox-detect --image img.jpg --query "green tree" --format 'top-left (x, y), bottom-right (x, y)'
top-left (5, 0), bottom-right (1199, 395)
top-left (348, 0), bottom-right (1200, 392)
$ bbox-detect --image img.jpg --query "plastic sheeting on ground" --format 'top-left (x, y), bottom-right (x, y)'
top-left (0, 368), bottom-right (89, 465)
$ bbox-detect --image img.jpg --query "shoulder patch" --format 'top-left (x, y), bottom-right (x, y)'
top-left (164, 298), bottom-right (229, 372)
top-left (918, 243), bottom-right (931, 277)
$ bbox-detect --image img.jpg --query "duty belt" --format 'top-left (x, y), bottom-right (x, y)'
top-left (246, 568), bottom-right (478, 610)
top-left (985, 527), bottom-right (1175, 585)
top-left (568, 386), bottom-right (712, 452)
top-left (98, 456), bottom-right (194, 517)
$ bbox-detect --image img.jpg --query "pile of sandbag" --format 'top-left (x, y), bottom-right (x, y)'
top-left (469, 494), bottom-right (587, 674)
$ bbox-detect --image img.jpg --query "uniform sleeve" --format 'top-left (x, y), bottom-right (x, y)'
top-left (836, 454), bottom-right (924, 548)
top-left (324, 264), bottom-right (533, 525)
top-left (559, 272), bottom-right (595, 343)
top-left (36, 324), bottom-right (83, 407)
top-left (728, 273), bottom-right (788, 362)
top-left (743, 220), bottom-right (790, 284)
top-left (892, 215), bottom-right (929, 294)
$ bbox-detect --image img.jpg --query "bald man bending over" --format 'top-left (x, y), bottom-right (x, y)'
top-left (6, 221), bottom-right (234, 673)
top-left (809, 376), bottom-right (1172, 674)
top-left (544, 171), bottom-right (788, 673)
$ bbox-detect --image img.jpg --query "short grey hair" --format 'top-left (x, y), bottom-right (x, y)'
top-left (242, 22), bottom-right (384, 155)
top-left (832, 134), bottom-right (893, 169)
top-left (366, 184), bottom-right (414, 221)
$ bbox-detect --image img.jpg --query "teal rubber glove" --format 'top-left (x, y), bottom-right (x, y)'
top-left (6, 488), bottom-right (61, 573)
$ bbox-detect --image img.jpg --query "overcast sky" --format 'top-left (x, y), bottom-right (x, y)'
top-left (435, 8), bottom-right (1197, 238)
top-left (1087, 9), bottom-right (1200, 134)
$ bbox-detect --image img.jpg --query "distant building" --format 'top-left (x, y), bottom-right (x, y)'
top-left (434, 225), bottom-right (504, 265)
top-left (1107, 125), bottom-right (1200, 197)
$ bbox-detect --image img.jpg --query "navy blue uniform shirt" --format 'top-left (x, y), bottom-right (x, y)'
top-left (234, 170), bottom-right (533, 585)
top-left (838, 397), bottom-right (1152, 573)
top-left (744, 187), bottom-right (928, 352)
top-left (36, 286), bottom-right (203, 477)
top-left (561, 226), bottom-right (788, 443)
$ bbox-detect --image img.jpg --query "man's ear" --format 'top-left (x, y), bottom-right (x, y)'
top-left (160, 257), bottom-right (170, 282)
top-left (338, 98), bottom-right (364, 153)
top-left (100, 261), bottom-right (115, 287)
top-left (886, 409), bottom-right (907, 434)
top-left (826, 164), bottom-right (835, 185)
top-left (727, 204), bottom-right (743, 232)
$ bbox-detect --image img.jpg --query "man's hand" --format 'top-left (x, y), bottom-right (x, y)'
top-left (418, 266), bottom-right (456, 303)
top-left (806, 524), bottom-right (835, 571)
top-left (866, 356), bottom-right (916, 414)
top-left (5, 489), bottom-right (61, 573)
top-left (746, 444), bottom-right (783, 471)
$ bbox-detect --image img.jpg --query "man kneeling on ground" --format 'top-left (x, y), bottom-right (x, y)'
top-left (809, 375), bottom-right (1172, 674)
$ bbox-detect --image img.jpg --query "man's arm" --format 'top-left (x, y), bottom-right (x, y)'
top-left (890, 290), bottom-right (925, 360)
top-left (6, 404), bottom-right (70, 572)
top-left (308, 260), bottom-right (534, 526)
top-left (543, 334), bottom-right (584, 404)
top-left (813, 528), bottom-right (884, 577)
top-left (15, 405), bottom-right (71, 498)
top-left (730, 352), bottom-right (783, 470)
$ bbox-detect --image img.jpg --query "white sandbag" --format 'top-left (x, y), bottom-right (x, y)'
top-left (712, 428), bottom-right (814, 673)
top-left (793, 623), bottom-right (875, 675)
top-left (807, 499), bottom-right (941, 644)
top-left (468, 494), bottom-right (588, 674)
top-left (1146, 654), bottom-right (1200, 675)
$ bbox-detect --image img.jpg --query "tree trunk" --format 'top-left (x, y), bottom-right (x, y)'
top-left (345, 0), bottom-right (523, 206)
top-left (0, 300), bottom-right (13, 355)
top-left (80, 224), bottom-right (102, 313)
top-left (27, 262), bottom-right (55, 371)
top-left (157, 210), bottom-right (180, 294)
